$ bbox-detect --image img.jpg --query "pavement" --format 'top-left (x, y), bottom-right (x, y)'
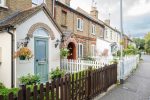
top-left (95, 55), bottom-right (150, 100)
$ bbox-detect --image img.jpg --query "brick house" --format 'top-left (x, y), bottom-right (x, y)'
top-left (54, 0), bottom-right (105, 59)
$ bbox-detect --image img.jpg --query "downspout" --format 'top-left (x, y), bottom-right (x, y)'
top-left (7, 27), bottom-right (14, 88)
top-left (52, 0), bottom-right (55, 17)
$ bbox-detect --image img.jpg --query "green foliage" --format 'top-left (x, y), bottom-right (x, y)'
top-left (133, 38), bottom-right (145, 50)
top-left (0, 82), bottom-right (5, 89)
top-left (19, 74), bottom-right (40, 85)
top-left (82, 56), bottom-right (95, 61)
top-left (123, 45), bottom-right (138, 55)
top-left (50, 68), bottom-right (65, 80)
top-left (144, 32), bottom-right (150, 54)
top-left (60, 48), bottom-right (69, 58)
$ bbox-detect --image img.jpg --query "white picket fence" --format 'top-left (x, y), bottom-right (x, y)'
top-left (61, 59), bottom-right (111, 73)
top-left (118, 55), bottom-right (139, 80)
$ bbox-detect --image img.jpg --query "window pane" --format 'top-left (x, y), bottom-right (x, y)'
top-left (78, 44), bottom-right (80, 57)
top-left (80, 45), bottom-right (82, 57)
top-left (32, 0), bottom-right (44, 5)
top-left (33, 28), bottom-right (48, 36)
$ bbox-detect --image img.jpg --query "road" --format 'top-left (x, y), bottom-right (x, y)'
top-left (98, 55), bottom-right (150, 100)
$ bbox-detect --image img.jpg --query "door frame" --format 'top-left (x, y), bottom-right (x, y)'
top-left (34, 37), bottom-right (49, 82)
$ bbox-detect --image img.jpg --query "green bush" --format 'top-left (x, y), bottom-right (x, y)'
top-left (0, 88), bottom-right (19, 99)
top-left (0, 82), bottom-right (5, 89)
top-left (50, 68), bottom-right (65, 80)
top-left (19, 74), bottom-right (40, 85)
top-left (60, 48), bottom-right (69, 58)
top-left (82, 56), bottom-right (95, 61)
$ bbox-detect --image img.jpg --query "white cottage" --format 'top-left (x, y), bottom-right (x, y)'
top-left (0, 4), bottom-right (62, 88)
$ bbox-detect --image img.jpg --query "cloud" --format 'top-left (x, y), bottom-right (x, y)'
top-left (70, 0), bottom-right (150, 38)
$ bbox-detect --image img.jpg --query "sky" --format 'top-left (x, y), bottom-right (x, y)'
top-left (70, 0), bottom-right (150, 38)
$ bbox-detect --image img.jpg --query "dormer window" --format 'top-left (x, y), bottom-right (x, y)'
top-left (32, 0), bottom-right (45, 6)
top-left (0, 0), bottom-right (6, 7)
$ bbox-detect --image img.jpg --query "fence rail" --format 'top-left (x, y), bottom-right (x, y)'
top-left (61, 59), bottom-right (111, 73)
top-left (0, 64), bottom-right (117, 100)
top-left (118, 55), bottom-right (139, 80)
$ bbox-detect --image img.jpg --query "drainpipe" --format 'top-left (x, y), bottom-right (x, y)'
top-left (7, 27), bottom-right (14, 88)
top-left (52, 0), bottom-right (55, 17)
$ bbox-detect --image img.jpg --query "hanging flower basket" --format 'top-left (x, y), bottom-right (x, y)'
top-left (19, 56), bottom-right (26, 60)
top-left (14, 47), bottom-right (33, 60)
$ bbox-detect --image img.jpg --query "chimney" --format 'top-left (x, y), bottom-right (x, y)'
top-left (104, 19), bottom-right (110, 25)
top-left (90, 6), bottom-right (98, 19)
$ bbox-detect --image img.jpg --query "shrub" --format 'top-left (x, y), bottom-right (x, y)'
top-left (82, 56), bottom-right (95, 61)
top-left (50, 68), bottom-right (65, 80)
top-left (19, 74), bottom-right (40, 85)
top-left (60, 48), bottom-right (69, 58)
top-left (0, 82), bottom-right (5, 89)
top-left (0, 88), bottom-right (19, 99)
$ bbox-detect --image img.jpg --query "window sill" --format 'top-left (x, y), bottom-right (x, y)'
top-left (0, 5), bottom-right (8, 9)
top-left (77, 29), bottom-right (83, 32)
top-left (61, 25), bottom-right (67, 28)
top-left (91, 33), bottom-right (96, 36)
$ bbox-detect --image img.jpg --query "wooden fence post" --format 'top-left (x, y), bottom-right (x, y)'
top-left (87, 67), bottom-right (92, 99)
top-left (0, 95), bottom-right (3, 100)
top-left (21, 84), bottom-right (26, 100)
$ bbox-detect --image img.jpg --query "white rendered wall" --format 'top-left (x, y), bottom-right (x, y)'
top-left (15, 10), bottom-right (61, 87)
top-left (96, 38), bottom-right (112, 59)
top-left (0, 32), bottom-right (12, 88)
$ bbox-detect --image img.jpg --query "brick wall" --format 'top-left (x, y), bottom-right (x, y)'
top-left (0, 0), bottom-right (32, 20)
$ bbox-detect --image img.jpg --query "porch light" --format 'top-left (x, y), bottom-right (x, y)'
top-left (17, 36), bottom-right (30, 48)
top-left (55, 39), bottom-right (60, 48)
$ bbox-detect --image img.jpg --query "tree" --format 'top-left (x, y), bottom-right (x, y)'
top-left (133, 38), bottom-right (145, 50)
top-left (144, 32), bottom-right (150, 54)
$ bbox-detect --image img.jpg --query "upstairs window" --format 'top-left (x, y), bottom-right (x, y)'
top-left (32, 0), bottom-right (45, 6)
top-left (77, 18), bottom-right (83, 31)
top-left (61, 10), bottom-right (67, 27)
top-left (0, 0), bottom-right (6, 7)
top-left (91, 24), bottom-right (96, 35)
top-left (78, 43), bottom-right (83, 58)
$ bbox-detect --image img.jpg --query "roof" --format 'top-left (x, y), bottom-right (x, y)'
top-left (76, 7), bottom-right (121, 34)
top-left (0, 4), bottom-right (63, 34)
top-left (55, 1), bottom-right (104, 28)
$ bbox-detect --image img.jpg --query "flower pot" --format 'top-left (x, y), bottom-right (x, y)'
top-left (19, 56), bottom-right (26, 60)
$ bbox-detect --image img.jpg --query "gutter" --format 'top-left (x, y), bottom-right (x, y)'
top-left (7, 27), bottom-right (14, 88)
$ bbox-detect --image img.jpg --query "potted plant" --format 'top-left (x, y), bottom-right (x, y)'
top-left (50, 68), bottom-right (65, 80)
top-left (19, 74), bottom-right (40, 86)
top-left (60, 48), bottom-right (69, 59)
top-left (14, 47), bottom-right (33, 60)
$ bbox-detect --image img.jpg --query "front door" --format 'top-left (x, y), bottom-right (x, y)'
top-left (35, 38), bottom-right (48, 83)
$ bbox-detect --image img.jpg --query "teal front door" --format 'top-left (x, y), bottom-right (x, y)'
top-left (35, 38), bottom-right (48, 83)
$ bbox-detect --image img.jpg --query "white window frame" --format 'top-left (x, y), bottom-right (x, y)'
top-left (77, 18), bottom-right (83, 31)
top-left (32, 0), bottom-right (45, 6)
top-left (91, 45), bottom-right (95, 57)
top-left (0, 0), bottom-right (6, 7)
top-left (78, 43), bottom-right (83, 58)
top-left (91, 24), bottom-right (96, 35)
